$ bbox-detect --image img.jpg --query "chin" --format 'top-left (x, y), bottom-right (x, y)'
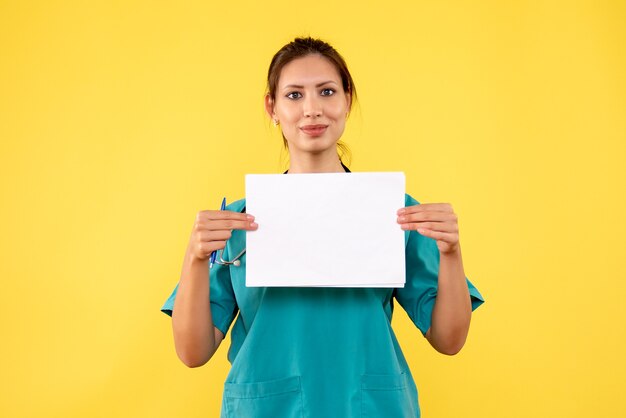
top-left (303, 138), bottom-right (339, 152)
top-left (287, 134), bottom-right (338, 153)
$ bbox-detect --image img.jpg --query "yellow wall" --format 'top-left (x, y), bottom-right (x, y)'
top-left (1, 1), bottom-right (624, 417)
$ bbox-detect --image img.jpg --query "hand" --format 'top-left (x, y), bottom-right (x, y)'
top-left (397, 203), bottom-right (460, 255)
top-left (187, 210), bottom-right (258, 262)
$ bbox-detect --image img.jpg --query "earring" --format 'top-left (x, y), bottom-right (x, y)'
top-left (273, 119), bottom-right (279, 126)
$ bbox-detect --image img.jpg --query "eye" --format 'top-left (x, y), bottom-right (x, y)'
top-left (321, 88), bottom-right (335, 96)
top-left (286, 91), bottom-right (302, 100)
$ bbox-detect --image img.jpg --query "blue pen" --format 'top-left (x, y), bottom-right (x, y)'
top-left (209, 197), bottom-right (226, 269)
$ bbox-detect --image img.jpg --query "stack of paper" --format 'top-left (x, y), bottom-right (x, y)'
top-left (245, 172), bottom-right (406, 287)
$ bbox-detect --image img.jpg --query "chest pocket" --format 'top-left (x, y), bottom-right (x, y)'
top-left (223, 375), bottom-right (304, 418)
top-left (360, 371), bottom-right (419, 418)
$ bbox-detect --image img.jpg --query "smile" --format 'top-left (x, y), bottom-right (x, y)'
top-left (300, 125), bottom-right (328, 136)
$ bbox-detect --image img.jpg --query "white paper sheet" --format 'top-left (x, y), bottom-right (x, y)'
top-left (245, 172), bottom-right (406, 287)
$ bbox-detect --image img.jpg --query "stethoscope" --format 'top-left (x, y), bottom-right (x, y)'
top-left (215, 246), bottom-right (246, 267)
top-left (214, 163), bottom-right (352, 267)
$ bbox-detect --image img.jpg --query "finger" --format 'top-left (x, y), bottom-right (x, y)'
top-left (398, 203), bottom-right (453, 214)
top-left (194, 214), bottom-right (257, 231)
top-left (195, 240), bottom-right (227, 257)
top-left (199, 229), bottom-right (233, 242)
top-left (204, 219), bottom-right (258, 231)
top-left (400, 221), bottom-right (457, 233)
top-left (191, 241), bottom-right (226, 257)
top-left (398, 211), bottom-right (457, 223)
top-left (415, 228), bottom-right (458, 242)
top-left (198, 210), bottom-right (255, 222)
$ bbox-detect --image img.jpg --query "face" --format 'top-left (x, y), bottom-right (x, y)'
top-left (265, 54), bottom-right (351, 156)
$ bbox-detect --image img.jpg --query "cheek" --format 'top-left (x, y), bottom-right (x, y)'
top-left (277, 106), bottom-right (299, 124)
top-left (328, 100), bottom-right (348, 119)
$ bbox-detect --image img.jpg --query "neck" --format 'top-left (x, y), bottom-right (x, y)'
top-left (286, 149), bottom-right (345, 174)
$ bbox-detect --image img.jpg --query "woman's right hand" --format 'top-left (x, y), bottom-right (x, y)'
top-left (188, 210), bottom-right (258, 262)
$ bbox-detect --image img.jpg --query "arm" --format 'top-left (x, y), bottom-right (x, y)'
top-left (171, 248), bottom-right (224, 367)
top-left (398, 202), bottom-right (473, 355)
top-left (424, 246), bottom-right (472, 355)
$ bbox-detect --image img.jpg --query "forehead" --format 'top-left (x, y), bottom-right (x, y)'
top-left (278, 54), bottom-right (342, 87)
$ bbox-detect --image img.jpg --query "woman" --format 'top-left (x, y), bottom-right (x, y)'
top-left (162, 36), bottom-right (484, 418)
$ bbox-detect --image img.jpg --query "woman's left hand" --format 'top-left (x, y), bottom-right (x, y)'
top-left (397, 203), bottom-right (460, 255)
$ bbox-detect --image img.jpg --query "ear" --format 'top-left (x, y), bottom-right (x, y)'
top-left (264, 94), bottom-right (275, 120)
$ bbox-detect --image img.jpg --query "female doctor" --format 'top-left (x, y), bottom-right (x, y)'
top-left (161, 36), bottom-right (484, 418)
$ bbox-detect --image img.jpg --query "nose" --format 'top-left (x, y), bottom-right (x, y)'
top-left (303, 95), bottom-right (322, 118)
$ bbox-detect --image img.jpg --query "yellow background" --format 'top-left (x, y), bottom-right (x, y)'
top-left (1, 1), bottom-right (625, 417)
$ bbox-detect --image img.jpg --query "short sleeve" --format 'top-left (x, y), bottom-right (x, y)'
top-left (160, 249), bottom-right (239, 337)
top-left (394, 194), bottom-right (485, 336)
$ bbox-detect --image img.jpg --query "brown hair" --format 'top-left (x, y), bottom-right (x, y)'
top-left (266, 36), bottom-right (357, 167)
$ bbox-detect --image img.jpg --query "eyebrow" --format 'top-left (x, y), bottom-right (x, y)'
top-left (282, 80), bottom-right (338, 90)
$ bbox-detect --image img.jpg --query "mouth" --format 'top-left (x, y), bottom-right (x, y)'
top-left (300, 125), bottom-right (328, 136)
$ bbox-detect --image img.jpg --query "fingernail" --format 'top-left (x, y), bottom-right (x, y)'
top-left (397, 216), bottom-right (405, 222)
top-left (250, 222), bottom-right (258, 228)
top-left (247, 215), bottom-right (255, 220)
top-left (397, 208), bottom-right (406, 215)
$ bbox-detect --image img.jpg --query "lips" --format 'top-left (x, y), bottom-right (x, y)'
top-left (300, 125), bottom-right (328, 136)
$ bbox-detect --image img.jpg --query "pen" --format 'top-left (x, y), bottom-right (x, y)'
top-left (209, 197), bottom-right (226, 269)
